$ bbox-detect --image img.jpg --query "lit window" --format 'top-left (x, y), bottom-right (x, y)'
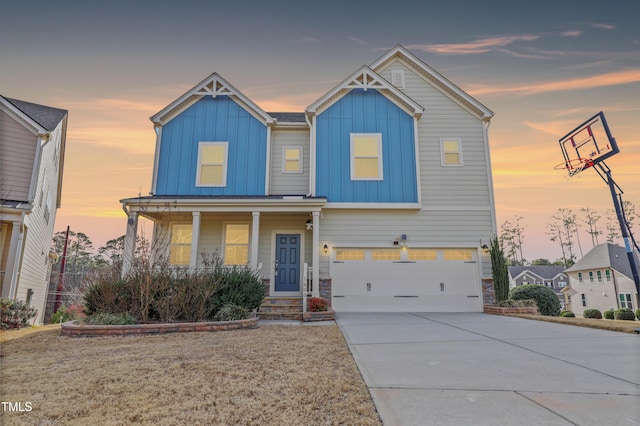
top-left (335, 249), bottom-right (365, 261)
top-left (408, 249), bottom-right (437, 261)
top-left (619, 293), bottom-right (633, 309)
top-left (443, 249), bottom-right (473, 261)
top-left (605, 270), bottom-right (611, 282)
top-left (283, 147), bottom-right (302, 173)
top-left (224, 224), bottom-right (249, 265)
top-left (170, 224), bottom-right (192, 265)
top-left (597, 270), bottom-right (602, 283)
top-left (351, 133), bottom-right (383, 180)
top-left (197, 142), bottom-right (228, 186)
top-left (372, 249), bottom-right (400, 261)
top-left (441, 139), bottom-right (462, 166)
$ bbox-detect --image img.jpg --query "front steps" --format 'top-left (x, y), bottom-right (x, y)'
top-left (257, 297), bottom-right (303, 320)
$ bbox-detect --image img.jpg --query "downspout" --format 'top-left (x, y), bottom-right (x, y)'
top-left (305, 113), bottom-right (315, 197)
top-left (483, 118), bottom-right (497, 235)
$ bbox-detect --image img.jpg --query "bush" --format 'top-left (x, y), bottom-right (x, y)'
top-left (583, 309), bottom-right (602, 319)
top-left (603, 309), bottom-right (615, 320)
top-left (560, 311), bottom-right (575, 317)
top-left (213, 304), bottom-right (249, 321)
top-left (1, 298), bottom-right (37, 329)
top-left (212, 264), bottom-right (265, 312)
top-left (614, 308), bottom-right (636, 321)
top-left (51, 304), bottom-right (86, 324)
top-left (308, 297), bottom-right (329, 312)
top-left (509, 284), bottom-right (561, 316)
top-left (489, 236), bottom-right (509, 302)
top-left (636, 308), bottom-right (640, 320)
top-left (496, 299), bottom-right (537, 308)
top-left (84, 312), bottom-right (137, 325)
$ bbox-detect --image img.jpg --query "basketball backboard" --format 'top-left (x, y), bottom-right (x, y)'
top-left (557, 111), bottom-right (619, 177)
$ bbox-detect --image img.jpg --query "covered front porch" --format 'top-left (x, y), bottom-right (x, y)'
top-left (120, 196), bottom-right (327, 301)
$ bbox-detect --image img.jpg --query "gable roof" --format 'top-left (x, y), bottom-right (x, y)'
top-left (150, 72), bottom-right (274, 126)
top-left (566, 243), bottom-right (640, 280)
top-left (306, 65), bottom-right (424, 119)
top-left (509, 265), bottom-right (566, 281)
top-left (370, 45), bottom-right (494, 121)
top-left (1, 96), bottom-right (67, 133)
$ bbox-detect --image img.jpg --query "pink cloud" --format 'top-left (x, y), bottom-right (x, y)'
top-left (562, 30), bottom-right (582, 37)
top-left (407, 35), bottom-right (540, 55)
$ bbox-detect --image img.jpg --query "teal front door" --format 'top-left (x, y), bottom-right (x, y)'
top-left (275, 234), bottom-right (300, 292)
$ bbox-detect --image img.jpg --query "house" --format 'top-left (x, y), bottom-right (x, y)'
top-left (120, 45), bottom-right (496, 313)
top-left (508, 265), bottom-right (568, 304)
top-left (565, 243), bottom-right (639, 316)
top-left (1, 96), bottom-right (68, 324)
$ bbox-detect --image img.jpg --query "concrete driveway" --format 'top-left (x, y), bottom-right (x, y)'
top-left (336, 313), bottom-right (640, 426)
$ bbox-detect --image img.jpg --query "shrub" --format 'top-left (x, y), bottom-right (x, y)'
top-left (614, 308), bottom-right (636, 321)
top-left (496, 299), bottom-right (537, 308)
top-left (213, 304), bottom-right (249, 321)
top-left (1, 298), bottom-right (37, 330)
top-left (308, 297), bottom-right (329, 312)
top-left (51, 304), bottom-right (86, 324)
top-left (489, 236), bottom-right (509, 302)
top-left (603, 309), bottom-right (615, 320)
top-left (583, 309), bottom-right (602, 319)
top-left (84, 312), bottom-right (137, 325)
top-left (560, 311), bottom-right (575, 317)
top-left (636, 308), bottom-right (640, 320)
top-left (212, 264), bottom-right (265, 313)
top-left (509, 284), bottom-right (561, 316)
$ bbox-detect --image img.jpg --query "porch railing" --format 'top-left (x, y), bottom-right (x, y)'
top-left (302, 263), bottom-right (313, 312)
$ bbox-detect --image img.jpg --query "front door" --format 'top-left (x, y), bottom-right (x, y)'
top-left (275, 234), bottom-right (300, 292)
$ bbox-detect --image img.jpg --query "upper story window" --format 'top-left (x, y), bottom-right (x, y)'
top-left (170, 224), bottom-right (192, 265)
top-left (350, 133), bottom-right (383, 180)
top-left (578, 272), bottom-right (583, 283)
top-left (605, 269), bottom-right (612, 282)
top-left (441, 138), bottom-right (462, 166)
top-left (224, 223), bottom-right (249, 265)
top-left (596, 270), bottom-right (603, 283)
top-left (390, 70), bottom-right (405, 89)
top-left (588, 271), bottom-right (594, 283)
top-left (282, 147), bottom-right (302, 173)
top-left (197, 142), bottom-right (228, 187)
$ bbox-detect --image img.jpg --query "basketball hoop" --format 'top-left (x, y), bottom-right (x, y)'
top-left (554, 158), bottom-right (594, 177)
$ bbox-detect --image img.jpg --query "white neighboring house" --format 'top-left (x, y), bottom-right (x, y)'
top-left (508, 265), bottom-right (568, 304)
top-left (565, 243), bottom-right (639, 316)
top-left (1, 96), bottom-right (68, 325)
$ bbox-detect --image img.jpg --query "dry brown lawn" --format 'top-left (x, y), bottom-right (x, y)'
top-left (512, 314), bottom-right (640, 333)
top-left (1, 324), bottom-right (381, 425)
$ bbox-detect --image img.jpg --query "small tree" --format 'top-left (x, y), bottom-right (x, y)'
top-left (489, 236), bottom-right (509, 302)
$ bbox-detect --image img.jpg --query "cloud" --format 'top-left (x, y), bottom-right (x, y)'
top-left (588, 22), bottom-right (615, 30)
top-left (467, 69), bottom-right (640, 96)
top-left (347, 36), bottom-right (367, 45)
top-left (407, 35), bottom-right (540, 55)
top-left (562, 30), bottom-right (582, 37)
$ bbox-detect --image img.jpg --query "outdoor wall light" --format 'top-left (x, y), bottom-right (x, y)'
top-left (305, 219), bottom-right (313, 230)
top-left (322, 243), bottom-right (329, 254)
top-left (481, 244), bottom-right (489, 253)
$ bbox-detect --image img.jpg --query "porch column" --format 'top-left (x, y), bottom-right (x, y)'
top-left (2, 221), bottom-right (23, 299)
top-left (122, 212), bottom-right (138, 277)
top-left (250, 212), bottom-right (260, 270)
top-left (189, 212), bottom-right (201, 268)
top-left (312, 211), bottom-right (320, 297)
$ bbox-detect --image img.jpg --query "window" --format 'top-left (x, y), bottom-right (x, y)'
top-left (596, 270), bottom-right (602, 283)
top-left (391, 70), bottom-right (405, 89)
top-left (372, 249), bottom-right (400, 261)
top-left (443, 249), bottom-right (473, 261)
top-left (408, 249), bottom-right (437, 261)
top-left (282, 147), bottom-right (302, 173)
top-left (619, 293), bottom-right (633, 309)
top-left (441, 138), bottom-right (462, 166)
top-left (578, 272), bottom-right (583, 283)
top-left (170, 224), bottom-right (192, 265)
top-left (581, 294), bottom-right (587, 307)
top-left (223, 224), bottom-right (249, 265)
top-left (335, 249), bottom-right (365, 261)
top-left (588, 271), bottom-right (594, 283)
top-left (545, 281), bottom-right (553, 288)
top-left (605, 270), bottom-right (612, 282)
top-left (558, 281), bottom-right (567, 288)
top-left (350, 133), bottom-right (383, 180)
top-left (197, 142), bottom-right (228, 186)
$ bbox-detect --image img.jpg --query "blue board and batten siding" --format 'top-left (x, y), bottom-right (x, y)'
top-left (315, 89), bottom-right (417, 203)
top-left (155, 96), bottom-right (267, 196)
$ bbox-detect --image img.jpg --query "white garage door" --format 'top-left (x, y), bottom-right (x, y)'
top-left (331, 248), bottom-right (481, 312)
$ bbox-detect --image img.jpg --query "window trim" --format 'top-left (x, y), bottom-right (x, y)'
top-left (619, 293), bottom-right (632, 309)
top-left (390, 69), bottom-right (405, 89)
top-left (222, 222), bottom-right (250, 266)
top-left (440, 138), bottom-right (463, 167)
top-left (350, 133), bottom-right (383, 181)
top-left (196, 141), bottom-right (228, 187)
top-left (282, 146), bottom-right (303, 174)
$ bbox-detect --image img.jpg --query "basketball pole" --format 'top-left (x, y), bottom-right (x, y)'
top-left (593, 161), bottom-right (640, 306)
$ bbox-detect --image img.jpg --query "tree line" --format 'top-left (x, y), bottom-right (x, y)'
top-left (500, 201), bottom-right (638, 268)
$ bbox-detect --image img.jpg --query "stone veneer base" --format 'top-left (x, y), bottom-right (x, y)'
top-left (483, 305), bottom-right (538, 315)
top-left (302, 309), bottom-right (335, 322)
top-left (61, 317), bottom-right (258, 337)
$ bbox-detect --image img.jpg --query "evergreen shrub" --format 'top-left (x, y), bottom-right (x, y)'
top-left (509, 284), bottom-right (561, 316)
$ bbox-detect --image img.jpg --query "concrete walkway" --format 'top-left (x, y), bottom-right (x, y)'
top-left (336, 313), bottom-right (640, 426)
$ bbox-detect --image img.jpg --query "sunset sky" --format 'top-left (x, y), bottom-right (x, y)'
top-left (2, 0), bottom-right (639, 262)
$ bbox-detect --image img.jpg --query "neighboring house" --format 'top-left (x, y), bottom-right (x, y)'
top-left (1, 96), bottom-right (68, 324)
top-left (120, 45), bottom-right (496, 312)
top-left (508, 265), bottom-right (568, 304)
top-left (565, 243), bottom-right (639, 316)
